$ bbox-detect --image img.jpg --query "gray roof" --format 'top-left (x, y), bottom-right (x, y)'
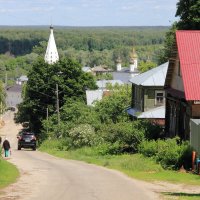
top-left (138, 106), bottom-right (165, 119)
top-left (112, 71), bottom-right (139, 84)
top-left (129, 62), bottom-right (168, 86)
top-left (126, 107), bottom-right (141, 116)
top-left (96, 80), bottom-right (124, 89)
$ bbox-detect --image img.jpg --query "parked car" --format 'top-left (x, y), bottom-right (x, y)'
top-left (17, 131), bottom-right (36, 151)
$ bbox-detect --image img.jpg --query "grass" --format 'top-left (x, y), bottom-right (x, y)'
top-left (0, 158), bottom-right (19, 189)
top-left (163, 193), bottom-right (200, 200)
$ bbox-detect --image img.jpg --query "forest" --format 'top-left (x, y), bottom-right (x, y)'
top-left (0, 26), bottom-right (169, 85)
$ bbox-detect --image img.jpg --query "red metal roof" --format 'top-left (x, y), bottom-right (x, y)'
top-left (176, 30), bottom-right (200, 100)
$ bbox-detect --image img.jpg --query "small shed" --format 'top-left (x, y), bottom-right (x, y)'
top-left (190, 119), bottom-right (200, 155)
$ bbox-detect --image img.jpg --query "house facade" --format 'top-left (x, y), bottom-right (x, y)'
top-left (165, 31), bottom-right (200, 140)
top-left (127, 62), bottom-right (168, 124)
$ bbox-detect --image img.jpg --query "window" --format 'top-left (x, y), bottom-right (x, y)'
top-left (155, 91), bottom-right (165, 106)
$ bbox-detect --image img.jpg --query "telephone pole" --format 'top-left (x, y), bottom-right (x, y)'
top-left (46, 107), bottom-right (49, 135)
top-left (56, 84), bottom-right (60, 125)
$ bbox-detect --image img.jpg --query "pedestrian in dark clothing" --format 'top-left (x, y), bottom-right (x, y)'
top-left (0, 136), bottom-right (2, 145)
top-left (3, 138), bottom-right (11, 157)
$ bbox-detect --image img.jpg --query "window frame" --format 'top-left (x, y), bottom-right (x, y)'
top-left (155, 90), bottom-right (165, 106)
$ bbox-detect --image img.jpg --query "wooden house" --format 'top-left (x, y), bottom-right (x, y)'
top-left (165, 30), bottom-right (200, 140)
top-left (127, 62), bottom-right (168, 125)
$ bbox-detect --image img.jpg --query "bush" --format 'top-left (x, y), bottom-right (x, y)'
top-left (139, 138), bottom-right (192, 170)
top-left (68, 124), bottom-right (97, 148)
top-left (95, 142), bottom-right (123, 155)
top-left (139, 140), bottom-right (158, 157)
top-left (137, 120), bottom-right (163, 140)
top-left (155, 139), bottom-right (181, 169)
top-left (99, 121), bottom-right (145, 153)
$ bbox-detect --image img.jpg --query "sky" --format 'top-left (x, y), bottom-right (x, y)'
top-left (0, 0), bottom-right (179, 26)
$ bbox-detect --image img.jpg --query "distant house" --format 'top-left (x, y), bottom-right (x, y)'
top-left (91, 65), bottom-right (112, 76)
top-left (6, 84), bottom-right (22, 108)
top-left (96, 80), bottom-right (124, 89)
top-left (165, 30), bottom-right (200, 140)
top-left (16, 75), bottom-right (28, 85)
top-left (86, 80), bottom-right (124, 106)
top-left (127, 62), bottom-right (168, 125)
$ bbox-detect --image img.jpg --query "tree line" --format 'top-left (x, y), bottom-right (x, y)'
top-left (0, 26), bottom-right (168, 56)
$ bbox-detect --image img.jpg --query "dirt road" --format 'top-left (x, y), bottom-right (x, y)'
top-left (1, 112), bottom-right (200, 200)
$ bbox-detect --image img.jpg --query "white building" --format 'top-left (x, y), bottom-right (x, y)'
top-left (44, 26), bottom-right (59, 64)
top-left (113, 48), bottom-right (139, 83)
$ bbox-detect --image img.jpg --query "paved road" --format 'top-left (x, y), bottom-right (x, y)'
top-left (0, 112), bottom-right (159, 200)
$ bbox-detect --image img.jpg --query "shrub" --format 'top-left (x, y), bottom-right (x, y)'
top-left (68, 124), bottom-right (97, 148)
top-left (139, 138), bottom-right (192, 170)
top-left (139, 140), bottom-right (158, 157)
top-left (155, 139), bottom-right (181, 169)
top-left (99, 121), bottom-right (145, 153)
top-left (137, 120), bottom-right (163, 140)
top-left (95, 142), bottom-right (123, 155)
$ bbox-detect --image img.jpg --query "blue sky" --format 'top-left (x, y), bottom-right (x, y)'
top-left (0, 0), bottom-right (178, 26)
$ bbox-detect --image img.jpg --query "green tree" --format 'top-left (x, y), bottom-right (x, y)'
top-left (15, 58), bottom-right (97, 133)
top-left (94, 84), bottom-right (131, 124)
top-left (176, 0), bottom-right (200, 30)
top-left (138, 60), bottom-right (156, 73)
top-left (158, 23), bottom-right (177, 64)
top-left (158, 0), bottom-right (200, 64)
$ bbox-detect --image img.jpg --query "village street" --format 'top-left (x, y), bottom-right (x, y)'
top-left (0, 111), bottom-right (160, 200)
top-left (1, 112), bottom-right (200, 200)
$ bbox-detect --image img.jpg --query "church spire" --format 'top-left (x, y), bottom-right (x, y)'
top-left (44, 25), bottom-right (59, 64)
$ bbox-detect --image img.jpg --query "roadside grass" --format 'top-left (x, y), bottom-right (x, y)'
top-left (39, 141), bottom-right (200, 185)
top-left (0, 159), bottom-right (19, 189)
top-left (163, 192), bottom-right (200, 200)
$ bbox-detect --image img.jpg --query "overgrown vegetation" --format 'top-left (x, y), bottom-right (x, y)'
top-left (139, 138), bottom-right (193, 170)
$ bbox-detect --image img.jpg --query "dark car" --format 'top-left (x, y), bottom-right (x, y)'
top-left (17, 132), bottom-right (36, 151)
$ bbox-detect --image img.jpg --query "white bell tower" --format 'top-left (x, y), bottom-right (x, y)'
top-left (130, 48), bottom-right (138, 72)
top-left (44, 25), bottom-right (59, 64)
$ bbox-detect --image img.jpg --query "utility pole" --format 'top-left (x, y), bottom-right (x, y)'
top-left (56, 84), bottom-right (60, 125)
top-left (46, 107), bottom-right (49, 135)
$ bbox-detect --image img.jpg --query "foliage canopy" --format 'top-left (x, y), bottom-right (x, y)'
top-left (15, 58), bottom-right (97, 132)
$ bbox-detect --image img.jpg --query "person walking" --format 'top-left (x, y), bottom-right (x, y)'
top-left (2, 138), bottom-right (11, 157)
